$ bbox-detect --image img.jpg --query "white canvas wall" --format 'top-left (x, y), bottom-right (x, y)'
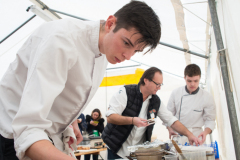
top-left (208, 0), bottom-right (240, 159)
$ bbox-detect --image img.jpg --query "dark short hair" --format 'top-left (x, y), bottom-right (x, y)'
top-left (139, 67), bottom-right (162, 85)
top-left (91, 108), bottom-right (102, 120)
top-left (113, 1), bottom-right (161, 54)
top-left (184, 64), bottom-right (201, 77)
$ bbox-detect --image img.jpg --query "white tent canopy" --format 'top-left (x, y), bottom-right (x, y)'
top-left (0, 0), bottom-right (209, 80)
top-left (1, 0), bottom-right (240, 159)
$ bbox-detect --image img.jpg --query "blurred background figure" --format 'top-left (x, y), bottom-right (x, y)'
top-left (86, 109), bottom-right (105, 135)
top-left (85, 109), bottom-right (105, 160)
top-left (77, 113), bottom-right (87, 134)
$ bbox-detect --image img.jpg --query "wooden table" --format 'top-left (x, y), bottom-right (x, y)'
top-left (75, 147), bottom-right (107, 156)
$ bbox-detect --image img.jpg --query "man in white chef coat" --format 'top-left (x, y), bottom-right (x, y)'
top-left (102, 67), bottom-right (202, 159)
top-left (166, 64), bottom-right (216, 144)
top-left (0, 1), bottom-right (161, 160)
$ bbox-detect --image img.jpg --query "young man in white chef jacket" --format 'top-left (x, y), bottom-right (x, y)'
top-left (166, 64), bottom-right (216, 144)
top-left (0, 1), bottom-right (161, 160)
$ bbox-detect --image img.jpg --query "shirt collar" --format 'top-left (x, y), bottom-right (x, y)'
top-left (185, 85), bottom-right (199, 94)
top-left (89, 20), bottom-right (102, 58)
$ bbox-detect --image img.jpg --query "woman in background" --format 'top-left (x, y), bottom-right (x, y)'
top-left (85, 109), bottom-right (105, 160)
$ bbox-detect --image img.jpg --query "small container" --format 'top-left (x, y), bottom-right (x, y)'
top-left (79, 140), bottom-right (90, 145)
top-left (93, 130), bottom-right (99, 137)
top-left (78, 131), bottom-right (90, 145)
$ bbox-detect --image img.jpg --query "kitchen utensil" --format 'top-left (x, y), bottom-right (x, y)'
top-left (172, 140), bottom-right (187, 160)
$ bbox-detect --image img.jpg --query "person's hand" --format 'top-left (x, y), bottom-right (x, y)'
top-left (187, 133), bottom-right (202, 146)
top-left (90, 120), bottom-right (98, 126)
top-left (72, 120), bottom-right (83, 144)
top-left (198, 131), bottom-right (208, 144)
top-left (133, 117), bottom-right (149, 127)
top-left (77, 119), bottom-right (82, 123)
top-left (167, 127), bottom-right (178, 139)
top-left (74, 127), bottom-right (83, 144)
top-left (198, 128), bottom-right (212, 144)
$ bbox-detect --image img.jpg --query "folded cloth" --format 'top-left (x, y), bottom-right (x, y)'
top-left (63, 125), bottom-right (77, 158)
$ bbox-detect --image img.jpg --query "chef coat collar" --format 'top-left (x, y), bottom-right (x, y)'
top-left (185, 85), bottom-right (199, 94)
top-left (90, 21), bottom-right (102, 58)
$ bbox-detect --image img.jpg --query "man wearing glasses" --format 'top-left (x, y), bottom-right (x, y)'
top-left (102, 67), bottom-right (201, 159)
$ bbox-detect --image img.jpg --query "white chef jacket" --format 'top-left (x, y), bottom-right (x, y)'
top-left (105, 87), bottom-right (178, 158)
top-left (0, 19), bottom-right (108, 159)
top-left (167, 86), bottom-right (216, 138)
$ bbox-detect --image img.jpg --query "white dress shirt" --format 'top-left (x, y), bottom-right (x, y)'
top-left (167, 86), bottom-right (216, 138)
top-left (105, 86), bottom-right (177, 158)
top-left (0, 19), bottom-right (108, 159)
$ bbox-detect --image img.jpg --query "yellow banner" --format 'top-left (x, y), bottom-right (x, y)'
top-left (100, 68), bottom-right (145, 87)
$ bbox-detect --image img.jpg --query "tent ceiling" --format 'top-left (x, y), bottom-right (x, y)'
top-left (0, 0), bottom-right (210, 83)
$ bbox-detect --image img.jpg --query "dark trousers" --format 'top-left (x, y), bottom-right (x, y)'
top-left (0, 134), bottom-right (19, 160)
top-left (84, 154), bottom-right (98, 160)
top-left (107, 148), bottom-right (122, 160)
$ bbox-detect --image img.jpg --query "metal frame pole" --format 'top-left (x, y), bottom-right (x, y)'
top-left (48, 8), bottom-right (88, 21)
top-left (130, 59), bottom-right (184, 79)
top-left (159, 42), bottom-right (209, 59)
top-left (208, 0), bottom-right (240, 159)
top-left (0, 15), bottom-right (36, 44)
top-left (106, 64), bottom-right (141, 70)
top-left (1, 5), bottom-right (208, 60)
top-left (48, 8), bottom-right (208, 59)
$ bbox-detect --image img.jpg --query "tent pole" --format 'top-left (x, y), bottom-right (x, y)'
top-left (106, 64), bottom-right (141, 70)
top-left (159, 42), bottom-right (209, 59)
top-left (208, 0), bottom-right (240, 159)
top-left (130, 59), bottom-right (184, 79)
top-left (0, 15), bottom-right (36, 44)
top-left (48, 8), bottom-right (87, 21)
top-left (48, 8), bottom-right (208, 59)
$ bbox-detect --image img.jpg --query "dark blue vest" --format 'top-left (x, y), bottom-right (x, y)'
top-left (102, 84), bottom-right (161, 153)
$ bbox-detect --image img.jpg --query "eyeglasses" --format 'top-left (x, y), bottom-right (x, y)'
top-left (150, 80), bottom-right (163, 88)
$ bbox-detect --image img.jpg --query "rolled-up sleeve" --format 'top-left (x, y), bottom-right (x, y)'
top-left (158, 102), bottom-right (178, 127)
top-left (105, 87), bottom-right (127, 117)
top-left (203, 94), bottom-right (216, 131)
top-left (12, 33), bottom-right (77, 159)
